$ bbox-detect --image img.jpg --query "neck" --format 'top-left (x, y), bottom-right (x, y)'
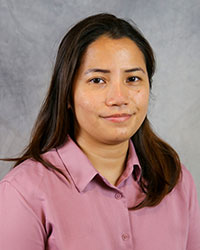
top-left (76, 135), bottom-right (129, 186)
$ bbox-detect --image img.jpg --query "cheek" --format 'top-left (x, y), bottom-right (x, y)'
top-left (134, 88), bottom-right (149, 109)
top-left (74, 91), bottom-right (97, 115)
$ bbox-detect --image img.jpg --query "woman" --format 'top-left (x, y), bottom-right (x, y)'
top-left (0, 13), bottom-right (199, 250)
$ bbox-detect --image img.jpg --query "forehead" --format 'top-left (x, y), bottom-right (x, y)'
top-left (79, 35), bottom-right (146, 70)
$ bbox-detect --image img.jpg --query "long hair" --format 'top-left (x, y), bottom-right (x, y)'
top-left (3, 13), bottom-right (181, 209)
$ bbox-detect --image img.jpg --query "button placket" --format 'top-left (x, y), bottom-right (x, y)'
top-left (112, 189), bottom-right (131, 246)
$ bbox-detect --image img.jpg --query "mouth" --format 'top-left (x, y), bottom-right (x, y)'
top-left (100, 113), bottom-right (133, 123)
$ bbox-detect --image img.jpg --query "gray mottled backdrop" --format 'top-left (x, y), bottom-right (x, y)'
top-left (0, 0), bottom-right (199, 200)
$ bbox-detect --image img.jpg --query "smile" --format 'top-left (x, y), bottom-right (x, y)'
top-left (100, 113), bottom-right (133, 123)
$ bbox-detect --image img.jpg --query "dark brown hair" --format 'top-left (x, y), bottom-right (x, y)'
top-left (4, 13), bottom-right (181, 209)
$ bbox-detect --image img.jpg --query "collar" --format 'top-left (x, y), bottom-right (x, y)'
top-left (56, 136), bottom-right (141, 192)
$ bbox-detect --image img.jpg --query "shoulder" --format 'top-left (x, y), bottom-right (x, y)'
top-left (0, 148), bottom-right (67, 198)
top-left (180, 164), bottom-right (197, 193)
top-left (173, 164), bottom-right (199, 208)
top-left (1, 158), bottom-right (44, 189)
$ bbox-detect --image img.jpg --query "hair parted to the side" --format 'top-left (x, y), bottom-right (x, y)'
top-left (3, 13), bottom-right (181, 209)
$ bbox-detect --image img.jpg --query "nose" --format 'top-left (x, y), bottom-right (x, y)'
top-left (105, 82), bottom-right (129, 107)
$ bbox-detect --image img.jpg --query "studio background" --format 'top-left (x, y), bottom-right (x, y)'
top-left (0, 0), bottom-right (199, 201)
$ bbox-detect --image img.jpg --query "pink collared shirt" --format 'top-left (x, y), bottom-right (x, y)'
top-left (0, 137), bottom-right (200, 250)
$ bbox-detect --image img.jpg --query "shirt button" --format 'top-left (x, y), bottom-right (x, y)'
top-left (122, 233), bottom-right (130, 241)
top-left (115, 192), bottom-right (122, 200)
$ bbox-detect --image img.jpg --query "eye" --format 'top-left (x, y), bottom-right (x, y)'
top-left (89, 78), bottom-right (105, 84)
top-left (127, 76), bottom-right (140, 83)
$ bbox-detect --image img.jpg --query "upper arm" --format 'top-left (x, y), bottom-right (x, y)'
top-left (0, 181), bottom-right (46, 250)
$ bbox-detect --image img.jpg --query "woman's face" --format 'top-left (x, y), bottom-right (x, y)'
top-left (73, 35), bottom-right (149, 145)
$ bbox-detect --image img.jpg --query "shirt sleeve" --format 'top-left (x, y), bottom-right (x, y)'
top-left (0, 181), bottom-right (46, 250)
top-left (185, 170), bottom-right (200, 250)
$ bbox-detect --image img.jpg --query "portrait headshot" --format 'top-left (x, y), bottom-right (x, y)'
top-left (0, 1), bottom-right (199, 250)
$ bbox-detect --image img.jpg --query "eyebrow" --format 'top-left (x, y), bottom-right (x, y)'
top-left (125, 67), bottom-right (145, 74)
top-left (85, 68), bottom-right (110, 74)
top-left (84, 67), bottom-right (145, 75)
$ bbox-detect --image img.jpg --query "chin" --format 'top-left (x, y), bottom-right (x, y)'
top-left (99, 133), bottom-right (134, 145)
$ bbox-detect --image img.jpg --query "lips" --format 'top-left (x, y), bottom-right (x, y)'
top-left (100, 113), bottom-right (133, 123)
